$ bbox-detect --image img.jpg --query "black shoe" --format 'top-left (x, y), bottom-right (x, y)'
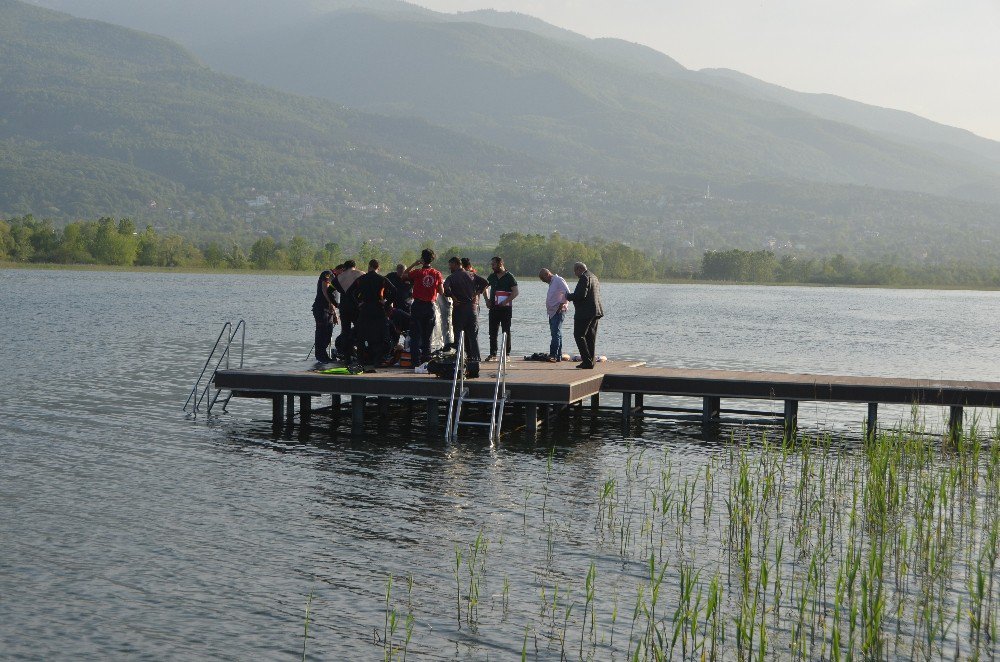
top-left (575, 362), bottom-right (594, 369)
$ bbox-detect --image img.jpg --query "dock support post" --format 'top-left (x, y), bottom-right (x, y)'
top-left (351, 395), bottom-right (365, 435)
top-left (285, 394), bottom-right (295, 425)
top-left (634, 393), bottom-right (644, 414)
top-left (301, 396), bottom-right (312, 422)
top-left (866, 403), bottom-right (878, 440)
top-left (378, 397), bottom-right (390, 417)
top-left (949, 406), bottom-right (964, 440)
top-left (525, 403), bottom-right (539, 435)
top-left (783, 400), bottom-right (798, 438)
top-left (702, 396), bottom-right (721, 424)
top-left (272, 396), bottom-right (284, 425)
top-left (591, 394), bottom-right (600, 410)
top-left (622, 393), bottom-right (632, 429)
top-left (426, 399), bottom-right (439, 432)
top-left (331, 394), bottom-right (341, 418)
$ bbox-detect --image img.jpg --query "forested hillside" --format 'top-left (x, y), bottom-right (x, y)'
top-left (6, 0), bottom-right (1000, 269)
top-left (0, 0), bottom-right (543, 238)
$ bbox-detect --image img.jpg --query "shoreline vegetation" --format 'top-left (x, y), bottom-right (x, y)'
top-left (369, 422), bottom-right (1000, 659)
top-left (4, 215), bottom-right (1000, 290)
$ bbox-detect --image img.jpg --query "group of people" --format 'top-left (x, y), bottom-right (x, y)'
top-left (312, 249), bottom-right (604, 371)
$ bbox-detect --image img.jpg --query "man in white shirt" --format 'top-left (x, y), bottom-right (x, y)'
top-left (538, 268), bottom-right (570, 362)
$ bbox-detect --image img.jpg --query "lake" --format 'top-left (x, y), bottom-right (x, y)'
top-left (2, 269), bottom-right (999, 659)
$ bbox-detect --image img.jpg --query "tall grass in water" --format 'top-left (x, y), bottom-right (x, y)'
top-left (581, 422), bottom-right (998, 659)
top-left (313, 419), bottom-right (1000, 659)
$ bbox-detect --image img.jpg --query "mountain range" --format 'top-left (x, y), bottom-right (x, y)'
top-left (7, 0), bottom-right (1000, 263)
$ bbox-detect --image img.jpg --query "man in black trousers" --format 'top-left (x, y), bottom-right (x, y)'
top-left (565, 261), bottom-right (604, 369)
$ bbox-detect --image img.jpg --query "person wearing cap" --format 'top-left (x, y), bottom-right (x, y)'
top-left (538, 268), bottom-right (570, 362)
top-left (403, 248), bottom-right (444, 369)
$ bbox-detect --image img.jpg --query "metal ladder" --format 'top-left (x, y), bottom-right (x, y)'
top-left (183, 320), bottom-right (245, 416)
top-left (445, 331), bottom-right (508, 442)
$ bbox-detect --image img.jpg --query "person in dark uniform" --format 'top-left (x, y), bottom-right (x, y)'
top-left (311, 270), bottom-right (338, 362)
top-left (335, 260), bottom-right (363, 361)
top-left (565, 261), bottom-right (604, 369)
top-left (352, 259), bottom-right (396, 366)
top-left (485, 256), bottom-right (518, 361)
top-left (385, 263), bottom-right (412, 311)
top-left (444, 256), bottom-right (489, 361)
top-left (387, 304), bottom-right (411, 351)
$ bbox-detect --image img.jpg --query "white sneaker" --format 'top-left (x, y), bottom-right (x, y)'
top-left (414, 363), bottom-right (429, 374)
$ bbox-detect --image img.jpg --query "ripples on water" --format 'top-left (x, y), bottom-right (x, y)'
top-left (2, 269), bottom-right (999, 659)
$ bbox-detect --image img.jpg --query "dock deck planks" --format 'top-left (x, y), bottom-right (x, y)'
top-left (600, 367), bottom-right (1000, 408)
top-left (215, 359), bottom-right (645, 404)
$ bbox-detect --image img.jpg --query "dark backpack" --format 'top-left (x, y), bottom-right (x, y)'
top-left (428, 358), bottom-right (480, 379)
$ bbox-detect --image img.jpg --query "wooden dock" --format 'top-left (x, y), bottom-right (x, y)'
top-left (215, 360), bottom-right (643, 435)
top-left (602, 367), bottom-right (1000, 436)
top-left (214, 361), bottom-right (1000, 437)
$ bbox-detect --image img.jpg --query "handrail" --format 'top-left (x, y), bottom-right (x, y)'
top-left (445, 331), bottom-right (466, 441)
top-left (233, 319), bottom-right (245, 368)
top-left (183, 322), bottom-right (232, 412)
top-left (489, 331), bottom-right (508, 442)
top-left (496, 333), bottom-right (508, 438)
top-left (184, 319), bottom-right (246, 416)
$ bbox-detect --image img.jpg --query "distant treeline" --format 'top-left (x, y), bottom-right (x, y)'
top-left (3, 216), bottom-right (1000, 288)
top-left (700, 248), bottom-right (1000, 288)
top-left (0, 216), bottom-right (660, 278)
top-left (494, 233), bottom-right (664, 281)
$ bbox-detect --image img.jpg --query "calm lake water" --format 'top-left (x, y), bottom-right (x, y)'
top-left (2, 269), bottom-right (999, 659)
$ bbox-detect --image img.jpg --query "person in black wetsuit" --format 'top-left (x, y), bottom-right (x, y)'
top-left (444, 256), bottom-right (489, 361)
top-left (335, 260), bottom-right (363, 361)
top-left (352, 259), bottom-right (397, 366)
top-left (311, 270), bottom-right (338, 362)
top-left (385, 263), bottom-right (412, 311)
top-left (387, 305), bottom-right (410, 350)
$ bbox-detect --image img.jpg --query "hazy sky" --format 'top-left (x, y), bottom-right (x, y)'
top-left (414, 0), bottom-right (1000, 142)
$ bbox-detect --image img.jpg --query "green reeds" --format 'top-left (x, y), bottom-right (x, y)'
top-left (376, 415), bottom-right (1000, 660)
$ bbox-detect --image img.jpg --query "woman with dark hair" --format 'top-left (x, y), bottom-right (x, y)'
top-left (312, 270), bottom-right (338, 362)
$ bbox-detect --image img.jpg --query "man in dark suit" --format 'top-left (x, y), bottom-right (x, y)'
top-left (565, 261), bottom-right (604, 369)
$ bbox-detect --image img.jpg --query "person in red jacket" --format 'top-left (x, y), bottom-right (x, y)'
top-left (404, 248), bottom-right (444, 369)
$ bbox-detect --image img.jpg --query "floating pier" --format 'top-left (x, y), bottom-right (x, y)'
top-left (602, 367), bottom-right (1000, 438)
top-left (213, 361), bottom-right (1000, 437)
top-left (214, 360), bottom-right (643, 435)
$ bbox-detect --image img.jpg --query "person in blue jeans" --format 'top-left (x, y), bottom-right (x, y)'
top-left (538, 268), bottom-right (570, 362)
